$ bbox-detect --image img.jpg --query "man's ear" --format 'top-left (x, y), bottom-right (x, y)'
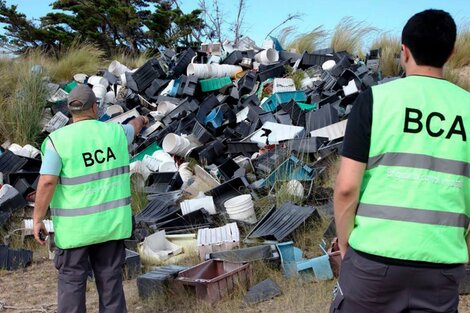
top-left (402, 44), bottom-right (411, 63)
top-left (92, 102), bottom-right (98, 115)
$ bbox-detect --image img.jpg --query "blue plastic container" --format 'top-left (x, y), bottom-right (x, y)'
top-left (204, 107), bottom-right (224, 129)
top-left (168, 78), bottom-right (181, 97)
top-left (276, 241), bottom-right (333, 280)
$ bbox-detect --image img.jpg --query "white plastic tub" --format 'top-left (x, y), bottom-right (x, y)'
top-left (224, 195), bottom-right (257, 224)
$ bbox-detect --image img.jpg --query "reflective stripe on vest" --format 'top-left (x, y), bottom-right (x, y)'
top-left (59, 165), bottom-right (130, 185)
top-left (348, 76), bottom-right (470, 264)
top-left (51, 196), bottom-right (131, 217)
top-left (367, 152), bottom-right (469, 178)
top-left (357, 203), bottom-right (470, 228)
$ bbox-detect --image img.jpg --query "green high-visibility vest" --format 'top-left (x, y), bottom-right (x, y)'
top-left (348, 76), bottom-right (470, 264)
top-left (42, 120), bottom-right (132, 249)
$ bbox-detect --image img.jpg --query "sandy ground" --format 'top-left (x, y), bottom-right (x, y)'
top-left (0, 254), bottom-right (141, 313)
top-left (1, 254), bottom-right (470, 313)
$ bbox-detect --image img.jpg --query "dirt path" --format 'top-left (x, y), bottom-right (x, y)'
top-left (0, 257), bottom-right (141, 313)
top-left (2, 257), bottom-right (470, 313)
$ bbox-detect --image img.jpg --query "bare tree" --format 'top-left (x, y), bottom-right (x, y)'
top-left (265, 13), bottom-right (303, 39)
top-left (232, 0), bottom-right (246, 46)
top-left (199, 0), bottom-right (224, 42)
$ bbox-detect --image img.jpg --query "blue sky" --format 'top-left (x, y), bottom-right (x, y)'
top-left (3, 0), bottom-right (469, 49)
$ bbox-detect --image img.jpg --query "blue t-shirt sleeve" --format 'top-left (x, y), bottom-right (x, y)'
top-left (39, 139), bottom-right (62, 176)
top-left (122, 124), bottom-right (135, 144)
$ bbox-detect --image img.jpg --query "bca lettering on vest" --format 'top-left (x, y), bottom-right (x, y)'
top-left (82, 147), bottom-right (116, 167)
top-left (404, 108), bottom-right (467, 141)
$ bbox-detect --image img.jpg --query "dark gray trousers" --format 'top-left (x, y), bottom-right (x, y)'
top-left (54, 240), bottom-right (127, 313)
top-left (330, 247), bottom-right (464, 313)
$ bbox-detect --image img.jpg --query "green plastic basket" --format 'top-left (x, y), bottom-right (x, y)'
top-left (200, 77), bottom-right (232, 92)
top-left (130, 142), bottom-right (162, 163)
top-left (297, 102), bottom-right (317, 111)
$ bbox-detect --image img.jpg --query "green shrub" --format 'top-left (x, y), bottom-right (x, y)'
top-left (50, 43), bottom-right (105, 83)
top-left (0, 61), bottom-right (49, 145)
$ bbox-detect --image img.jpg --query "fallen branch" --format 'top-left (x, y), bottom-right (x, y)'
top-left (0, 302), bottom-right (56, 313)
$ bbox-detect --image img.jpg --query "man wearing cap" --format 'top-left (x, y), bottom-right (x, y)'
top-left (331, 9), bottom-right (469, 313)
top-left (33, 84), bottom-right (148, 313)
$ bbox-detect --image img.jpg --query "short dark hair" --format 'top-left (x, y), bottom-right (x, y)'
top-left (402, 9), bottom-right (456, 68)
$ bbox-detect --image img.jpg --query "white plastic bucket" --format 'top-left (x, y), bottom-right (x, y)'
top-left (120, 73), bottom-right (127, 87)
top-left (158, 161), bottom-right (178, 172)
top-left (162, 133), bottom-right (191, 156)
top-left (187, 63), bottom-right (211, 78)
top-left (156, 101), bottom-right (177, 115)
top-left (152, 150), bottom-right (177, 172)
top-left (286, 180), bottom-right (304, 198)
top-left (224, 194), bottom-right (257, 224)
top-left (104, 91), bottom-right (116, 105)
top-left (88, 75), bottom-right (109, 88)
top-left (187, 63), bottom-right (242, 79)
top-left (92, 84), bottom-right (107, 100)
top-left (152, 150), bottom-right (174, 162)
top-left (22, 144), bottom-right (41, 158)
top-left (255, 48), bottom-right (279, 65)
top-left (301, 77), bottom-right (316, 90)
top-left (8, 144), bottom-right (40, 158)
top-left (106, 104), bottom-right (123, 116)
top-left (143, 155), bottom-right (161, 172)
top-left (8, 143), bottom-right (24, 155)
top-left (180, 196), bottom-right (216, 215)
top-left (73, 73), bottom-right (87, 83)
top-left (108, 60), bottom-right (130, 77)
top-left (322, 60), bottom-right (336, 71)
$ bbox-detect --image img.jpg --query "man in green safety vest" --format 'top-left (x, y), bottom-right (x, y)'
top-left (331, 9), bottom-right (469, 313)
top-left (33, 84), bottom-right (148, 313)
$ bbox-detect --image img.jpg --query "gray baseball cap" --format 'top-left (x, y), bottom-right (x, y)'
top-left (68, 84), bottom-right (97, 111)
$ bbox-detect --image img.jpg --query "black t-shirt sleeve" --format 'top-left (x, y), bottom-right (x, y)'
top-left (340, 87), bottom-right (373, 163)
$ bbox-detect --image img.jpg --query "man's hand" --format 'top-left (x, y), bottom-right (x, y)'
top-left (141, 116), bottom-right (149, 127)
top-left (129, 115), bottom-right (149, 136)
top-left (33, 174), bottom-right (58, 245)
top-left (33, 220), bottom-right (48, 245)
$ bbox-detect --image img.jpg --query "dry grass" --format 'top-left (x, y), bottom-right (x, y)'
top-left (140, 251), bottom-right (335, 313)
top-left (331, 17), bottom-right (377, 57)
top-left (49, 43), bottom-right (105, 83)
top-left (444, 66), bottom-right (470, 91)
top-left (109, 49), bottom-right (153, 70)
top-left (444, 24), bottom-right (470, 91)
top-left (447, 24), bottom-right (470, 70)
top-left (130, 179), bottom-right (149, 215)
top-left (279, 26), bottom-right (327, 53)
top-left (0, 55), bottom-right (49, 145)
top-left (371, 33), bottom-right (401, 77)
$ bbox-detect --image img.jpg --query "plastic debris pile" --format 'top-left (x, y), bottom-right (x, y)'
top-left (1, 38), bottom-right (412, 303)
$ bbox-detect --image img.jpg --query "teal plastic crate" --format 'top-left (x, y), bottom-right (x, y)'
top-left (130, 143), bottom-right (162, 163)
top-left (200, 77), bottom-right (232, 92)
top-left (297, 102), bottom-right (317, 111)
top-left (260, 91), bottom-right (307, 112)
top-left (274, 91), bottom-right (306, 104)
